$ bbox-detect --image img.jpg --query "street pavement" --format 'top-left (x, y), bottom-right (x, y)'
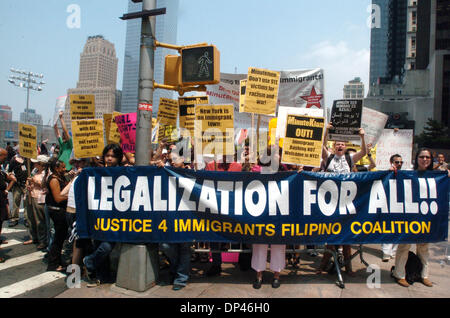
top-left (1, 212), bottom-right (449, 299)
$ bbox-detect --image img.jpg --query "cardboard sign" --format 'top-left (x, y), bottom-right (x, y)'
top-left (328, 99), bottom-right (363, 142)
top-left (179, 95), bottom-right (209, 139)
top-left (243, 67), bottom-right (280, 115)
top-left (70, 94), bottom-right (95, 120)
top-left (360, 107), bottom-right (389, 146)
top-left (158, 125), bottom-right (178, 143)
top-left (115, 113), bottom-right (137, 153)
top-left (72, 119), bottom-right (105, 158)
top-left (194, 104), bottom-right (234, 156)
top-left (157, 98), bottom-right (179, 126)
top-left (282, 115), bottom-right (325, 167)
top-left (109, 112), bottom-right (122, 144)
top-left (18, 123), bottom-right (37, 159)
top-left (376, 129), bottom-right (413, 170)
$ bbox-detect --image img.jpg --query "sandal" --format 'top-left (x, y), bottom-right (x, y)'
top-left (23, 240), bottom-right (34, 245)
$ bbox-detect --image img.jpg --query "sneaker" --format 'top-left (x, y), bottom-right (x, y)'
top-left (382, 253), bottom-right (391, 262)
top-left (86, 279), bottom-right (101, 288)
top-left (205, 265), bottom-right (221, 277)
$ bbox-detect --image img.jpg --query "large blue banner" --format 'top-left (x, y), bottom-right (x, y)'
top-left (75, 166), bottom-right (449, 244)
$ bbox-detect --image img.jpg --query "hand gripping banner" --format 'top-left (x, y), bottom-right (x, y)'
top-left (75, 167), bottom-right (449, 244)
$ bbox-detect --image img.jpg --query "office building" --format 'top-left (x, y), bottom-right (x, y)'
top-left (120, 0), bottom-right (179, 114)
top-left (366, 0), bottom-right (450, 134)
top-left (343, 77), bottom-right (365, 99)
top-left (65, 35), bottom-right (118, 122)
top-left (20, 108), bottom-right (43, 126)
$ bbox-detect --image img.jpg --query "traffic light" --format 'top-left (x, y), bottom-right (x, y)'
top-left (164, 55), bottom-right (181, 86)
top-left (181, 45), bottom-right (220, 85)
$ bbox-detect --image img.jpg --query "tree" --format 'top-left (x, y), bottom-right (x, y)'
top-left (415, 118), bottom-right (450, 149)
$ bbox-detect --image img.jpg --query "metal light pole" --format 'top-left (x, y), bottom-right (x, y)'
top-left (116, 0), bottom-right (166, 292)
top-left (8, 68), bottom-right (46, 124)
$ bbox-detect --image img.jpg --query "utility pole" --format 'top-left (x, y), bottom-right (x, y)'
top-left (116, 0), bottom-right (166, 292)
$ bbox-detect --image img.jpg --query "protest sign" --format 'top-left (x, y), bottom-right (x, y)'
top-left (72, 119), bottom-right (105, 158)
top-left (194, 104), bottom-right (234, 156)
top-left (179, 95), bottom-right (209, 138)
top-left (243, 67), bottom-right (280, 115)
top-left (115, 113), bottom-right (136, 153)
top-left (376, 129), bottom-right (413, 170)
top-left (282, 115), bottom-right (325, 167)
top-left (53, 95), bottom-right (67, 125)
top-left (75, 167), bottom-right (449, 245)
top-left (157, 97), bottom-right (178, 126)
top-left (207, 70), bottom-right (324, 130)
top-left (103, 113), bottom-right (112, 143)
top-left (276, 106), bottom-right (324, 140)
top-left (328, 99), bottom-right (363, 142)
top-left (358, 107), bottom-right (389, 146)
top-left (70, 94), bottom-right (95, 120)
top-left (158, 125), bottom-right (178, 143)
top-left (18, 123), bottom-right (37, 159)
top-left (109, 112), bottom-right (122, 144)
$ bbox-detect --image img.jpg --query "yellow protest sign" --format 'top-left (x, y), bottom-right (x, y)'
top-left (282, 115), bottom-right (325, 167)
top-left (157, 97), bottom-right (179, 126)
top-left (72, 119), bottom-right (105, 158)
top-left (18, 123), bottom-right (37, 160)
top-left (109, 112), bottom-right (122, 144)
top-left (243, 67), bottom-right (280, 115)
top-left (70, 94), bottom-right (95, 120)
top-left (179, 95), bottom-right (209, 138)
top-left (239, 79), bottom-right (246, 113)
top-left (158, 124), bottom-right (178, 143)
top-left (194, 104), bottom-right (234, 156)
top-left (103, 113), bottom-right (112, 143)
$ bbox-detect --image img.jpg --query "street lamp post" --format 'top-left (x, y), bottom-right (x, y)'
top-left (8, 68), bottom-right (45, 123)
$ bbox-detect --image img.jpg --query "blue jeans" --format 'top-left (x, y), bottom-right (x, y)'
top-left (44, 205), bottom-right (55, 252)
top-left (84, 240), bottom-right (115, 283)
top-left (160, 243), bottom-right (191, 286)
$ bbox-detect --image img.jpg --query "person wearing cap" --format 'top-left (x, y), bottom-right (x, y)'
top-left (23, 155), bottom-right (49, 249)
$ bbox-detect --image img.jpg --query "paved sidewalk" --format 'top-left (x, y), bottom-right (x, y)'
top-left (57, 240), bottom-right (450, 299)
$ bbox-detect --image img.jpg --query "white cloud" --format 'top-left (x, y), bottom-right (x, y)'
top-left (299, 41), bottom-right (370, 108)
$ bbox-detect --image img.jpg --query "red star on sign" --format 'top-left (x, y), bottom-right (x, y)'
top-left (301, 86), bottom-right (323, 108)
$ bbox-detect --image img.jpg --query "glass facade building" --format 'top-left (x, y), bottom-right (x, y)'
top-left (120, 0), bottom-right (179, 114)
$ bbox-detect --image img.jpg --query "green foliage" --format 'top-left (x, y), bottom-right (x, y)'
top-left (415, 118), bottom-right (450, 148)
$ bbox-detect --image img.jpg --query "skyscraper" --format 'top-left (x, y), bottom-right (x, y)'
top-left (343, 77), bottom-right (365, 99)
top-left (369, 0), bottom-right (408, 86)
top-left (120, 0), bottom-right (179, 114)
top-left (65, 35), bottom-right (119, 122)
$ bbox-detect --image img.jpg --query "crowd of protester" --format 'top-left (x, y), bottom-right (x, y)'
top-left (0, 111), bottom-right (449, 290)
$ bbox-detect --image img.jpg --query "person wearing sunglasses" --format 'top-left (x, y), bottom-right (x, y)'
top-left (381, 154), bottom-right (404, 262)
top-left (392, 148), bottom-right (434, 287)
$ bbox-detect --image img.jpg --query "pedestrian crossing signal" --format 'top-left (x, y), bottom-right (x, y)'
top-left (181, 45), bottom-right (220, 85)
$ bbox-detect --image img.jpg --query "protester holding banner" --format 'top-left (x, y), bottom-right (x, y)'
top-left (205, 155), bottom-right (242, 277)
top-left (44, 158), bottom-right (71, 272)
top-left (381, 154), bottom-right (403, 262)
top-left (158, 152), bottom-right (194, 291)
top-left (316, 123), bottom-right (367, 276)
top-left (251, 147), bottom-right (286, 289)
top-left (392, 148), bottom-right (435, 288)
top-left (83, 144), bottom-right (123, 286)
top-left (53, 111), bottom-right (73, 171)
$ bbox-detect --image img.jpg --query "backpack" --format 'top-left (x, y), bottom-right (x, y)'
top-left (325, 153), bottom-right (352, 172)
top-left (405, 251), bottom-right (423, 285)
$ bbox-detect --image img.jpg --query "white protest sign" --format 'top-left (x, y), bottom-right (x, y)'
top-left (353, 107), bottom-right (389, 146)
top-left (376, 129), bottom-right (413, 170)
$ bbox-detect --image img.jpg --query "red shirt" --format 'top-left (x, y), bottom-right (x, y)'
top-left (205, 161), bottom-right (242, 172)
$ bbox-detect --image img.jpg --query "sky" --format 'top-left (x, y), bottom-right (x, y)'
top-left (0, 0), bottom-right (372, 125)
